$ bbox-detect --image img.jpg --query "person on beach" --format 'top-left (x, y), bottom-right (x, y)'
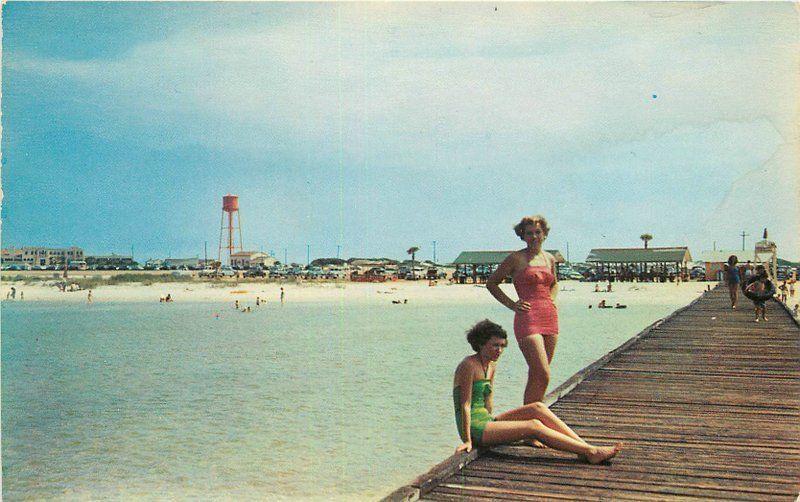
top-left (778, 281), bottom-right (788, 303)
top-left (723, 255), bottom-right (740, 309)
top-left (453, 319), bottom-right (622, 463)
top-left (280, 287), bottom-right (285, 304)
top-left (87, 290), bottom-right (93, 303)
top-left (487, 215), bottom-right (558, 405)
top-left (745, 265), bottom-right (770, 322)
top-left (744, 261), bottom-right (754, 281)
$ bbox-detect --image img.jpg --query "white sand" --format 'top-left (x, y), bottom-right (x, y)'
top-left (0, 279), bottom-right (712, 307)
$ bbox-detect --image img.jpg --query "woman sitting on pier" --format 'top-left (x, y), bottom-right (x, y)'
top-left (454, 319), bottom-right (622, 464)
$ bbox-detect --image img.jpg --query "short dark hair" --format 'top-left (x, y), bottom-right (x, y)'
top-left (727, 255), bottom-right (738, 266)
top-left (466, 319), bottom-right (508, 352)
top-left (755, 264), bottom-right (767, 278)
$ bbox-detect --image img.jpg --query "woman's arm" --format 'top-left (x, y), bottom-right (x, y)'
top-left (487, 254), bottom-right (527, 311)
top-left (549, 254), bottom-right (559, 302)
top-left (485, 363), bottom-right (495, 415)
top-left (454, 362), bottom-right (474, 452)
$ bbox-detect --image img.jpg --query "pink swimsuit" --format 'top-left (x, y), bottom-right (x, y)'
top-left (512, 265), bottom-right (558, 338)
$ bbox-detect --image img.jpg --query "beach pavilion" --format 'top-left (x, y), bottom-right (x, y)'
top-left (451, 250), bottom-right (565, 283)
top-left (585, 247), bottom-right (692, 282)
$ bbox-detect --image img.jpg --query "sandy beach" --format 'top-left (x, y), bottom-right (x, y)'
top-left (0, 278), bottom-right (714, 308)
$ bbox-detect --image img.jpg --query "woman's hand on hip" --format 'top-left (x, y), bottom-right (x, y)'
top-left (513, 300), bottom-right (531, 312)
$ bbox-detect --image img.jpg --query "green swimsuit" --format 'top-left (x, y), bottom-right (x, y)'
top-left (453, 368), bottom-right (494, 445)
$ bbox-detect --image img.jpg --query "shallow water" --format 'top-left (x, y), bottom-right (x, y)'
top-left (2, 292), bottom-right (696, 500)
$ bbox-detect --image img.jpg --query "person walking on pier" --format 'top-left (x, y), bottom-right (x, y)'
top-left (453, 319), bottom-right (622, 463)
top-left (487, 215), bottom-right (559, 405)
top-left (723, 255), bottom-right (740, 309)
top-left (745, 265), bottom-right (771, 322)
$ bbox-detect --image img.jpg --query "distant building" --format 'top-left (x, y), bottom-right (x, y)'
top-left (86, 254), bottom-right (135, 268)
top-left (452, 250), bottom-right (565, 267)
top-left (230, 251), bottom-right (276, 269)
top-left (586, 247), bottom-right (692, 265)
top-left (586, 247), bottom-right (692, 278)
top-left (451, 250), bottom-right (565, 283)
top-left (1, 246), bottom-right (84, 266)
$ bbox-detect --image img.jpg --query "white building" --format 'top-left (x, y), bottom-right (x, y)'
top-left (231, 251), bottom-right (277, 269)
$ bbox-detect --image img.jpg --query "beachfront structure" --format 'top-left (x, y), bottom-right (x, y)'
top-left (585, 246), bottom-right (692, 281)
top-left (230, 251), bottom-right (276, 269)
top-left (700, 250), bottom-right (755, 281)
top-left (86, 254), bottom-right (135, 268)
top-left (1, 246), bottom-right (84, 267)
top-left (451, 250), bottom-right (565, 283)
top-left (219, 194), bottom-right (243, 266)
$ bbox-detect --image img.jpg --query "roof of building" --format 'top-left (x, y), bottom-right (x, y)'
top-left (585, 247), bottom-right (692, 263)
top-left (452, 250), bottom-right (564, 265)
top-left (230, 251), bottom-right (269, 258)
top-left (699, 250), bottom-right (756, 264)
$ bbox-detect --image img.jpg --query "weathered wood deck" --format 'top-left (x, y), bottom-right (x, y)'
top-left (386, 286), bottom-right (800, 501)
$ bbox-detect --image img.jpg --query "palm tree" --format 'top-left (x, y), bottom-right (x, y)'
top-left (407, 246), bottom-right (420, 279)
top-left (640, 234), bottom-right (653, 249)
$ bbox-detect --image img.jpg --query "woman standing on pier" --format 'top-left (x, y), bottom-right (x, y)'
top-left (723, 255), bottom-right (740, 309)
top-left (487, 215), bottom-right (559, 404)
top-left (454, 319), bottom-right (622, 463)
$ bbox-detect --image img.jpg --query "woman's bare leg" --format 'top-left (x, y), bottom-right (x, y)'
top-left (481, 420), bottom-right (622, 464)
top-left (518, 334), bottom-right (550, 404)
top-left (495, 402), bottom-right (585, 444)
top-left (543, 334), bottom-right (558, 364)
top-left (728, 284), bottom-right (738, 308)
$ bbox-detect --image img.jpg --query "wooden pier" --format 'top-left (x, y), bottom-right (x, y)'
top-left (386, 286), bottom-right (800, 500)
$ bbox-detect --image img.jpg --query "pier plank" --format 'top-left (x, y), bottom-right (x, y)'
top-left (386, 287), bottom-right (800, 500)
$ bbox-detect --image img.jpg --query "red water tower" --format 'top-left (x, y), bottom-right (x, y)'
top-left (219, 194), bottom-right (243, 265)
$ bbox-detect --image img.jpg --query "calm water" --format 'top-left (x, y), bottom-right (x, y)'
top-left (2, 293), bottom-right (694, 500)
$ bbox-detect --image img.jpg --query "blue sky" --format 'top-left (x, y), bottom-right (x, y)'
top-left (2, 2), bottom-right (798, 263)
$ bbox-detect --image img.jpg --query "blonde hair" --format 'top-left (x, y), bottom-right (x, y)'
top-left (514, 215), bottom-right (550, 239)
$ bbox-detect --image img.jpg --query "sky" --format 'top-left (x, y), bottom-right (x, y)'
top-left (2, 2), bottom-right (799, 264)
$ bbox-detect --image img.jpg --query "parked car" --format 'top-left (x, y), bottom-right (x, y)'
top-left (198, 267), bottom-right (217, 278)
top-left (245, 268), bottom-right (267, 278)
top-left (217, 265), bottom-right (236, 277)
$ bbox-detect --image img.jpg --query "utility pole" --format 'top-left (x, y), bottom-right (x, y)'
top-left (432, 241), bottom-right (437, 264)
top-left (284, 248), bottom-right (288, 265)
top-left (337, 245), bottom-right (341, 259)
top-left (713, 241), bottom-right (716, 252)
top-left (740, 230), bottom-right (749, 251)
top-left (307, 244), bottom-right (310, 267)
top-left (566, 242), bottom-right (570, 265)
top-left (204, 241), bottom-right (208, 266)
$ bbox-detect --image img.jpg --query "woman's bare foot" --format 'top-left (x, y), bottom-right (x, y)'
top-left (526, 439), bottom-right (547, 448)
top-left (584, 443), bottom-right (623, 464)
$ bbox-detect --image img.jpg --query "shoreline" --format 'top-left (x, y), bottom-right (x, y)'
top-left (1, 279), bottom-right (714, 306)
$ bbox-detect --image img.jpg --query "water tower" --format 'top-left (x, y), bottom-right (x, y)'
top-left (218, 194), bottom-right (243, 266)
